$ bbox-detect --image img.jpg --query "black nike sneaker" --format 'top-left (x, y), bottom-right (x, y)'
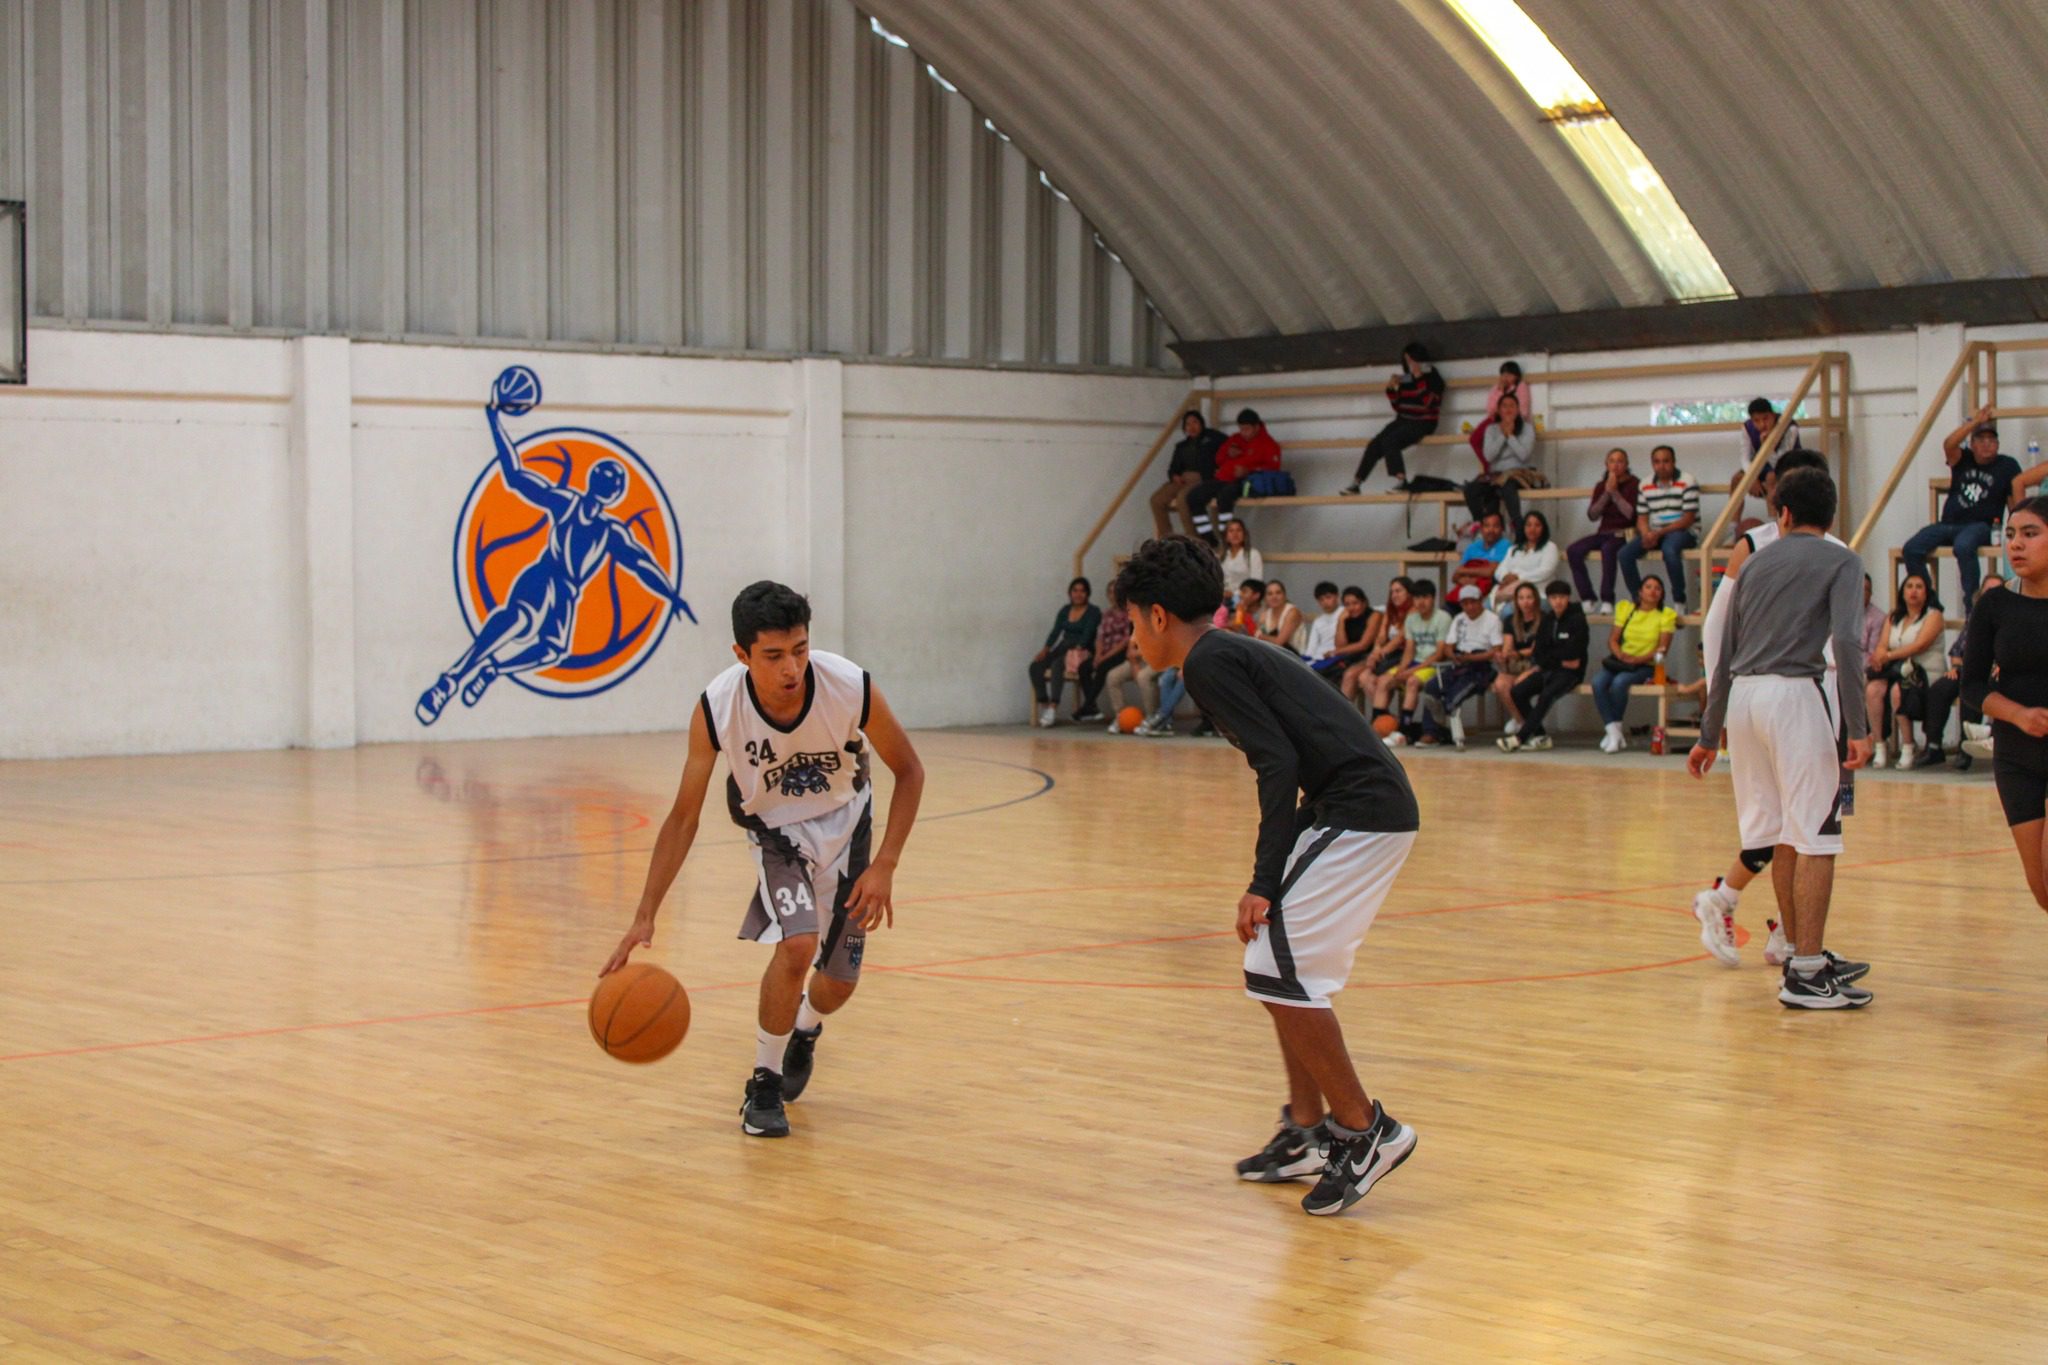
top-left (1234, 1108), bottom-right (1329, 1183)
top-left (740, 1067), bottom-right (790, 1137)
top-left (1821, 950), bottom-right (1870, 985)
top-left (1778, 961), bottom-right (1873, 1010)
top-left (1301, 1101), bottom-right (1416, 1216)
top-left (781, 1025), bottom-right (822, 1101)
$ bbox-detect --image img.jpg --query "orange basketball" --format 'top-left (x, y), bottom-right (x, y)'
top-left (1118, 706), bottom-right (1145, 733)
top-left (589, 963), bottom-right (690, 1063)
top-left (1373, 713), bottom-right (1400, 738)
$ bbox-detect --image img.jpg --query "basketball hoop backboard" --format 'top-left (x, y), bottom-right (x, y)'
top-left (0, 201), bottom-right (22, 384)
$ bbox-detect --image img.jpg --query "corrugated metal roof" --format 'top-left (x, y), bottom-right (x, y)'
top-left (865, 0), bottom-right (2048, 342)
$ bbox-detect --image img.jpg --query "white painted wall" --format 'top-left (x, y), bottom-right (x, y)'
top-left (0, 326), bottom-right (1179, 757)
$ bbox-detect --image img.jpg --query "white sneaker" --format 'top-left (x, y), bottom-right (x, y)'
top-left (1600, 722), bottom-right (1623, 753)
top-left (1497, 734), bottom-right (1522, 753)
top-left (1763, 920), bottom-right (1793, 967)
top-left (1038, 706), bottom-right (1057, 728)
top-left (1106, 718), bottom-right (1123, 734)
top-left (1964, 721), bottom-right (1991, 743)
top-left (1895, 744), bottom-right (1915, 770)
top-left (1869, 742), bottom-right (1886, 769)
top-left (1692, 888), bottom-right (1741, 967)
top-left (1503, 717), bottom-right (1522, 737)
top-left (1386, 732), bottom-right (1409, 748)
top-left (1449, 715), bottom-right (1466, 750)
top-left (1963, 735), bottom-right (1994, 760)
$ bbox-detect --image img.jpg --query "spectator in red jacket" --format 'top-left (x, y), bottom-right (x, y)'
top-left (1188, 407), bottom-right (1282, 541)
top-left (1342, 341), bottom-right (1444, 494)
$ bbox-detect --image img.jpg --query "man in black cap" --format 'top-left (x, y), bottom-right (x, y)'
top-left (1904, 404), bottom-right (2022, 610)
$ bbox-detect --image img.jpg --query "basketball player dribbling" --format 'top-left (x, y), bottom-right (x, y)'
top-left (601, 582), bottom-right (925, 1136)
top-left (1689, 449), bottom-right (1865, 971)
top-left (1690, 467), bottom-right (1875, 1008)
top-left (1114, 536), bottom-right (1421, 1216)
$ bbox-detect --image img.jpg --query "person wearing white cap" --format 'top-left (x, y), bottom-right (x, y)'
top-left (1422, 585), bottom-right (1504, 749)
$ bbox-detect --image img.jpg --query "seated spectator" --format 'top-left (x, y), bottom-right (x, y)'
top-left (1257, 579), bottom-right (1306, 654)
top-left (1619, 444), bottom-right (1700, 608)
top-left (1301, 581), bottom-right (1343, 663)
top-left (1489, 581), bottom-right (1543, 724)
top-left (1921, 574), bottom-right (2004, 768)
top-left (1373, 581), bottom-right (1451, 744)
top-left (1027, 576), bottom-right (1101, 728)
top-left (1592, 575), bottom-right (1676, 753)
top-left (1315, 585), bottom-right (1382, 683)
top-left (1569, 447), bottom-right (1639, 613)
top-left (1474, 392), bottom-right (1546, 525)
top-left (1468, 361), bottom-right (1532, 463)
top-left (1864, 570), bottom-right (1946, 770)
top-left (1216, 518), bottom-right (1264, 595)
top-left (1136, 666), bottom-right (1186, 737)
top-left (1499, 581), bottom-right (1589, 752)
top-left (1731, 396), bottom-right (1800, 533)
top-left (1100, 627), bottom-right (1159, 732)
top-left (1905, 405), bottom-right (2021, 610)
top-left (1076, 599), bottom-right (1133, 724)
top-left (1342, 341), bottom-right (1444, 495)
top-left (1452, 511), bottom-right (1511, 598)
top-left (1219, 579), bottom-right (1262, 635)
top-left (1150, 410), bottom-right (1225, 540)
top-left (1858, 571), bottom-right (1885, 667)
top-left (1492, 510), bottom-right (1562, 614)
top-left (1343, 577), bottom-right (1411, 704)
top-left (1188, 408), bottom-right (1280, 540)
top-left (1422, 585), bottom-right (1503, 748)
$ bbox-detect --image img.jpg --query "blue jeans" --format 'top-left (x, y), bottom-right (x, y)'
top-left (1149, 668), bottom-right (1186, 726)
top-left (1592, 664), bottom-right (1653, 725)
top-left (1618, 528), bottom-right (1697, 605)
top-left (1903, 520), bottom-right (1994, 606)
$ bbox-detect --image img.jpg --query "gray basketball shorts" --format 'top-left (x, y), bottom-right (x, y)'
top-left (738, 792), bottom-right (874, 981)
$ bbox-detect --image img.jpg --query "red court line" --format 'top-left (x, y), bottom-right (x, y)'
top-left (0, 841), bottom-right (2011, 1065)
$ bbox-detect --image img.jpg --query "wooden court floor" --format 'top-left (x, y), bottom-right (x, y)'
top-left (3, 726), bottom-right (2046, 1362)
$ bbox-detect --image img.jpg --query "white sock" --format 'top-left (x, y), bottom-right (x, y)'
top-left (755, 1026), bottom-right (792, 1074)
top-left (1715, 879), bottom-right (1739, 910)
top-left (795, 995), bottom-right (825, 1033)
top-left (1790, 953), bottom-right (1826, 977)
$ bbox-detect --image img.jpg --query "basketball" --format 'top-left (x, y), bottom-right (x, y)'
top-left (1373, 714), bottom-right (1400, 738)
top-left (490, 363), bottom-right (543, 416)
top-left (588, 962), bottom-right (690, 1063)
top-left (1118, 705), bottom-right (1144, 733)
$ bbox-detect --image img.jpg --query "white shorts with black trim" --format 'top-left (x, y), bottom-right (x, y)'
top-left (1729, 674), bottom-right (1846, 858)
top-left (1244, 827), bottom-right (1416, 1009)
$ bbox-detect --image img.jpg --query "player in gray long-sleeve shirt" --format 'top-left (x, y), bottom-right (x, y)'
top-left (1697, 531), bottom-right (1871, 751)
top-left (1688, 467), bottom-right (1878, 1009)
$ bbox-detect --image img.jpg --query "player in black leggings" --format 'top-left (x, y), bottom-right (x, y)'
top-left (1960, 496), bottom-right (2048, 911)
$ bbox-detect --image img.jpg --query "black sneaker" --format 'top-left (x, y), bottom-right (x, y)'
top-left (1950, 750), bottom-right (1974, 772)
top-left (1301, 1102), bottom-right (1416, 1216)
top-left (782, 1026), bottom-right (822, 1101)
top-left (1074, 709), bottom-right (1104, 723)
top-left (1908, 746), bottom-right (1945, 770)
top-left (740, 1067), bottom-right (790, 1137)
top-left (1234, 1108), bottom-right (1328, 1183)
top-left (1822, 950), bottom-right (1870, 985)
top-left (1778, 962), bottom-right (1873, 1010)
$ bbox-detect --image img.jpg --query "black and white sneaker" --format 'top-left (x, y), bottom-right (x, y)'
top-left (740, 1067), bottom-right (790, 1137)
top-left (781, 1025), bottom-right (822, 1101)
top-left (1778, 962), bottom-right (1873, 1010)
top-left (1822, 950), bottom-right (1870, 985)
top-left (1301, 1102), bottom-right (1416, 1216)
top-left (1234, 1108), bottom-right (1329, 1183)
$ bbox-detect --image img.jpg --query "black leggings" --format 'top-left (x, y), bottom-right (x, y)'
top-left (1354, 417), bottom-right (1438, 483)
top-left (1185, 477), bottom-right (1242, 529)
top-left (1922, 674), bottom-right (1980, 747)
top-left (1513, 668), bottom-right (1584, 739)
top-left (1029, 653), bottom-right (1099, 709)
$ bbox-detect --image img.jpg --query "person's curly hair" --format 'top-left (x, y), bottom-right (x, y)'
top-left (1109, 536), bottom-right (1226, 623)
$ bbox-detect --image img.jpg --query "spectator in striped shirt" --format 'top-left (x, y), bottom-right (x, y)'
top-left (1342, 342), bottom-right (1444, 495)
top-left (1619, 444), bottom-right (1701, 607)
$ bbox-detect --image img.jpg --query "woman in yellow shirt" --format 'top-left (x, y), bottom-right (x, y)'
top-left (1593, 576), bottom-right (1678, 752)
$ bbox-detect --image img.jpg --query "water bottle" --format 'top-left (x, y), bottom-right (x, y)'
top-left (2030, 438), bottom-right (2041, 465)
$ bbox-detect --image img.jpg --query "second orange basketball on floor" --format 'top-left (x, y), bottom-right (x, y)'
top-left (589, 963), bottom-right (690, 1063)
top-left (1373, 713), bottom-right (1400, 739)
top-left (1117, 705), bottom-right (1145, 733)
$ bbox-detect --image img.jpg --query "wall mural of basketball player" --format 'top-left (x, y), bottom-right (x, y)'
top-left (417, 367), bottom-right (696, 725)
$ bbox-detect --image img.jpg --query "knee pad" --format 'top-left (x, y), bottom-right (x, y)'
top-left (1739, 846), bottom-right (1775, 875)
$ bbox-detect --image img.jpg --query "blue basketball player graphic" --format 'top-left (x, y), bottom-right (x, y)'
top-left (416, 368), bottom-right (696, 725)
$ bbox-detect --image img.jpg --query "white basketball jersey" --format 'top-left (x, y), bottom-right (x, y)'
top-left (700, 651), bottom-right (871, 830)
top-left (1704, 523), bottom-right (1848, 678)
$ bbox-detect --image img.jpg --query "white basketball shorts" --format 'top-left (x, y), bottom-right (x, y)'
top-left (1729, 674), bottom-right (1846, 857)
top-left (1244, 828), bottom-right (1416, 1009)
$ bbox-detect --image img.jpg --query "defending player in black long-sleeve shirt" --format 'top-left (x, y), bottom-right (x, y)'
top-left (1113, 536), bottom-right (1421, 1217)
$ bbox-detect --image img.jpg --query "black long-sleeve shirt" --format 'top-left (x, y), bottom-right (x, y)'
top-left (1180, 629), bottom-right (1420, 900)
top-left (1168, 427), bottom-right (1226, 480)
top-left (1960, 585), bottom-right (2048, 750)
top-left (1533, 604), bottom-right (1589, 672)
